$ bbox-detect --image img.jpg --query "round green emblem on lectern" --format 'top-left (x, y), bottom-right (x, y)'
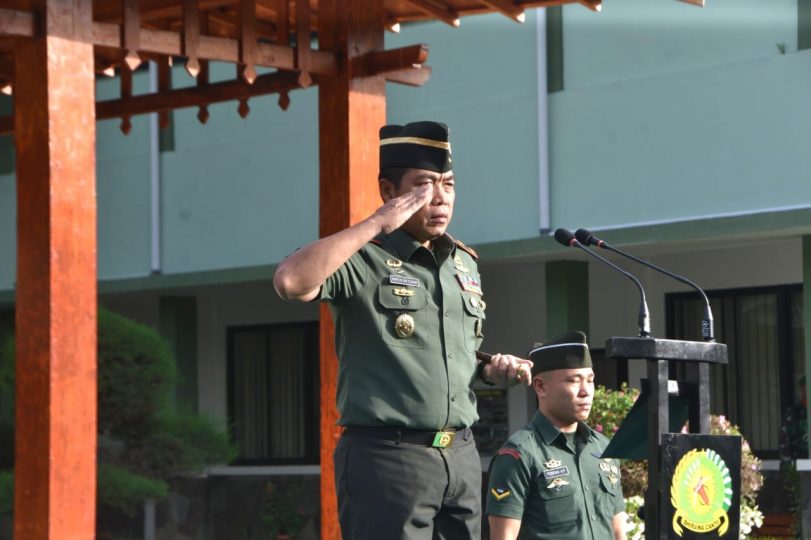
top-left (670, 448), bottom-right (733, 537)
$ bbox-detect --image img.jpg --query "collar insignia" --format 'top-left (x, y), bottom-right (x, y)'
top-left (453, 254), bottom-right (469, 272)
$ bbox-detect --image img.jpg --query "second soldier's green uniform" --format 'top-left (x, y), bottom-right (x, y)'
top-left (487, 410), bottom-right (625, 539)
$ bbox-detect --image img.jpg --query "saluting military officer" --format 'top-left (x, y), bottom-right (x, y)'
top-left (273, 120), bottom-right (534, 539)
top-left (486, 331), bottom-right (627, 540)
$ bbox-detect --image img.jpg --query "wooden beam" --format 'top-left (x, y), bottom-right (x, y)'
top-left (318, 0), bottom-right (386, 538)
top-left (182, 0), bottom-right (201, 77)
top-left (480, 0), bottom-right (525, 22)
top-left (96, 69), bottom-right (304, 119)
top-left (384, 65), bottom-right (431, 87)
top-left (359, 43), bottom-right (429, 76)
top-left (13, 0), bottom-right (97, 538)
top-left (404, 0), bottom-right (460, 27)
top-left (0, 8), bottom-right (337, 75)
top-left (577, 0), bottom-right (602, 11)
top-left (238, 0), bottom-right (258, 82)
top-left (296, 0), bottom-right (311, 87)
top-left (0, 7), bottom-right (33, 36)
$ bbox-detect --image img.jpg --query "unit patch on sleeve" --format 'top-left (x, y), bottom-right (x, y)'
top-left (497, 447), bottom-right (522, 460)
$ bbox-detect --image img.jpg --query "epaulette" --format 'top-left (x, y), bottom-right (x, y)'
top-left (454, 239), bottom-right (478, 260)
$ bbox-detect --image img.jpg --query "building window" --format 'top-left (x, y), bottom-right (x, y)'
top-left (667, 285), bottom-right (804, 458)
top-left (227, 322), bottom-right (319, 465)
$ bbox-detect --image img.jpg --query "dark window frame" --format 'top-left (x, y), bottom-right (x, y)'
top-left (226, 320), bottom-right (320, 466)
top-left (666, 283), bottom-right (803, 459)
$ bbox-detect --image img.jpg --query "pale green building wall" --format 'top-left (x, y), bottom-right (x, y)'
top-left (1, 3), bottom-right (810, 291)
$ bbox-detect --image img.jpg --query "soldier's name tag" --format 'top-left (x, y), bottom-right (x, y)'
top-left (389, 275), bottom-right (420, 288)
top-left (456, 274), bottom-right (482, 295)
top-left (542, 466), bottom-right (570, 480)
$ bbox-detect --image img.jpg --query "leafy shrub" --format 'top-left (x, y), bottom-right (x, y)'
top-left (0, 471), bottom-right (12, 516)
top-left (0, 306), bottom-right (236, 522)
top-left (98, 464), bottom-right (169, 517)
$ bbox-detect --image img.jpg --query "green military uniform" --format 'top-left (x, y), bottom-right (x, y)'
top-left (487, 411), bottom-right (625, 539)
top-left (322, 121), bottom-right (489, 540)
top-left (319, 227), bottom-right (485, 429)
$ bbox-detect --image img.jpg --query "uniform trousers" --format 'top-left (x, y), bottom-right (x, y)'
top-left (334, 427), bottom-right (482, 539)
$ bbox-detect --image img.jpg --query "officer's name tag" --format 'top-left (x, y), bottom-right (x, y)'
top-left (389, 275), bottom-right (420, 288)
top-left (542, 466), bottom-right (570, 480)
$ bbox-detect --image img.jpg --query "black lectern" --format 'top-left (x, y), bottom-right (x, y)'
top-left (603, 337), bottom-right (740, 539)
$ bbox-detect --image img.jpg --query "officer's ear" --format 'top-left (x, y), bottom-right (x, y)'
top-left (379, 178), bottom-right (396, 203)
top-left (533, 373), bottom-right (546, 398)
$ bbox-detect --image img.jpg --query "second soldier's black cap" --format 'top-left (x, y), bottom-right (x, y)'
top-left (528, 331), bottom-right (592, 375)
top-left (379, 121), bottom-right (452, 173)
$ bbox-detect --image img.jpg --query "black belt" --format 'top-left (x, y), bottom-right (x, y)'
top-left (343, 425), bottom-right (472, 448)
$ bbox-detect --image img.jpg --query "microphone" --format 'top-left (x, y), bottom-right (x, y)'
top-left (575, 228), bottom-right (714, 342)
top-left (554, 228), bottom-right (651, 337)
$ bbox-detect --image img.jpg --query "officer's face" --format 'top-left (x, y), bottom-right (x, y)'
top-left (392, 168), bottom-right (456, 243)
top-left (535, 368), bottom-right (595, 431)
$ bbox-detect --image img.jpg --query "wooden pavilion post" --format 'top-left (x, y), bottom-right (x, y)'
top-left (317, 0), bottom-right (386, 537)
top-left (13, 0), bottom-right (98, 537)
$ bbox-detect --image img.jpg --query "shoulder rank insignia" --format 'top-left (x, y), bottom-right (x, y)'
top-left (544, 458), bottom-right (562, 469)
top-left (497, 448), bottom-right (522, 460)
top-left (491, 487), bottom-right (511, 501)
top-left (453, 239), bottom-right (479, 260)
top-left (386, 258), bottom-right (402, 268)
top-left (547, 477), bottom-right (570, 490)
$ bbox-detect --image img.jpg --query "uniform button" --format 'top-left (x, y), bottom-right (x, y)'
top-left (448, 353), bottom-right (454, 359)
top-left (445, 311), bottom-right (450, 317)
top-left (451, 397), bottom-right (456, 402)
top-left (591, 515), bottom-right (596, 521)
top-left (584, 486), bottom-right (589, 491)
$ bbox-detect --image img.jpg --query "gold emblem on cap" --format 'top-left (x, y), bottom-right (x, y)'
top-left (393, 287), bottom-right (414, 297)
top-left (386, 258), bottom-right (403, 268)
top-left (544, 459), bottom-right (562, 469)
top-left (395, 313), bottom-right (415, 338)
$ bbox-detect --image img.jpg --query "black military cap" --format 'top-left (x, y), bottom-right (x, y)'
top-left (528, 331), bottom-right (592, 374)
top-left (379, 121), bottom-right (452, 173)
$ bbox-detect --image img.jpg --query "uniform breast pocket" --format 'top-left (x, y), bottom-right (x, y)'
top-left (377, 285), bottom-right (429, 349)
top-left (535, 482), bottom-right (578, 526)
top-left (461, 293), bottom-right (486, 352)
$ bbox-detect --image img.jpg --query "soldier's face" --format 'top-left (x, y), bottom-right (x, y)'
top-left (395, 168), bottom-right (456, 243)
top-left (535, 368), bottom-right (595, 430)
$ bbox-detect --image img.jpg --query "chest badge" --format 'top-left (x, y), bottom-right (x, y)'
top-left (395, 313), bottom-right (415, 338)
top-left (600, 462), bottom-right (611, 472)
top-left (386, 258), bottom-right (402, 268)
top-left (456, 273), bottom-right (482, 295)
top-left (393, 287), bottom-right (414, 297)
top-left (546, 477), bottom-right (570, 490)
